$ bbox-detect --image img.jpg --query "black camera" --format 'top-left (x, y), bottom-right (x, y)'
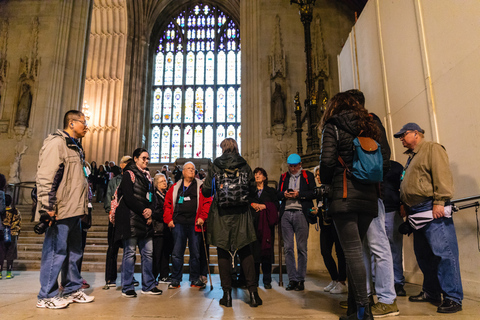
top-left (314, 185), bottom-right (332, 224)
top-left (34, 210), bottom-right (56, 234)
top-left (314, 184), bottom-right (330, 198)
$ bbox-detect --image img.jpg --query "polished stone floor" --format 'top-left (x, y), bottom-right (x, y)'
top-left (0, 271), bottom-right (478, 319)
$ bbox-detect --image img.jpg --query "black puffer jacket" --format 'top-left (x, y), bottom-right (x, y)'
top-left (152, 189), bottom-right (166, 237)
top-left (114, 161), bottom-right (153, 241)
top-left (319, 111), bottom-right (389, 217)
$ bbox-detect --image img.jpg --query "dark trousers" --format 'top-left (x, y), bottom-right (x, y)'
top-left (152, 234), bottom-right (172, 280)
top-left (218, 245), bottom-right (257, 292)
top-left (105, 222), bottom-right (121, 283)
top-left (254, 256), bottom-right (272, 285)
top-left (333, 213), bottom-right (373, 308)
top-left (320, 224), bottom-right (347, 282)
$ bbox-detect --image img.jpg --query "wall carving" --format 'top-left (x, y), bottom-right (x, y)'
top-left (0, 19), bottom-right (8, 125)
top-left (269, 15), bottom-right (286, 80)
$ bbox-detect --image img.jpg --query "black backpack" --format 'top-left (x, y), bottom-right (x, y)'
top-left (214, 168), bottom-right (250, 208)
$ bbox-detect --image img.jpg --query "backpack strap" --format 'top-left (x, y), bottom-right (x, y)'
top-left (280, 172), bottom-right (287, 191)
top-left (302, 170), bottom-right (309, 185)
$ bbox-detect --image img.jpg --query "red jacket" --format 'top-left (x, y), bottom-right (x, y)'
top-left (163, 178), bottom-right (212, 232)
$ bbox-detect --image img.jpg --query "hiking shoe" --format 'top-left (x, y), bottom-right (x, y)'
top-left (122, 290), bottom-right (137, 298)
top-left (141, 287), bottom-right (163, 295)
top-left (437, 299), bottom-right (462, 313)
top-left (168, 281), bottom-right (180, 289)
top-left (294, 281), bottom-right (305, 291)
top-left (324, 280), bottom-right (337, 292)
top-left (191, 279), bottom-right (206, 289)
top-left (6, 272), bottom-right (13, 279)
top-left (36, 297), bottom-right (69, 309)
top-left (339, 300), bottom-right (348, 309)
top-left (371, 301), bottom-right (399, 318)
top-left (64, 289), bottom-right (95, 303)
top-left (395, 283), bottom-right (406, 297)
top-left (330, 282), bottom-right (348, 294)
top-left (158, 276), bottom-right (172, 283)
top-left (133, 279), bottom-right (140, 286)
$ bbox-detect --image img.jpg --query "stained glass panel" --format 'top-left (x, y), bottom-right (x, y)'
top-left (217, 51), bottom-right (226, 84)
top-left (152, 89), bottom-right (162, 123)
top-left (227, 87), bottom-right (235, 122)
top-left (205, 87), bottom-right (214, 122)
top-left (155, 53), bottom-right (164, 85)
top-left (163, 88), bottom-right (172, 123)
top-left (237, 51), bottom-right (241, 84)
top-left (237, 125), bottom-right (241, 154)
top-left (196, 52), bottom-right (205, 84)
top-left (171, 126), bottom-right (181, 162)
top-left (172, 88), bottom-right (182, 123)
top-left (227, 51), bottom-right (235, 85)
top-left (206, 51), bottom-right (214, 84)
top-left (186, 52), bottom-right (195, 85)
top-left (185, 88), bottom-right (194, 123)
top-left (205, 125), bottom-right (213, 159)
top-left (151, 126), bottom-right (160, 163)
top-left (161, 126), bottom-right (171, 163)
top-left (194, 125), bottom-right (203, 158)
top-left (174, 52), bottom-right (183, 85)
top-left (195, 88), bottom-right (204, 122)
top-left (227, 125), bottom-right (235, 139)
top-left (217, 87), bottom-right (225, 122)
top-left (216, 125), bottom-right (225, 157)
top-left (184, 125), bottom-right (193, 158)
top-left (164, 52), bottom-right (174, 85)
top-left (237, 88), bottom-right (241, 122)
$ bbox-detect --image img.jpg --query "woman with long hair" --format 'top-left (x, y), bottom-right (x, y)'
top-left (201, 138), bottom-right (261, 308)
top-left (319, 91), bottom-right (388, 320)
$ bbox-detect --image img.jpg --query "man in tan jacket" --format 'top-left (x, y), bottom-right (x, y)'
top-left (395, 122), bottom-right (462, 314)
top-left (35, 110), bottom-right (94, 309)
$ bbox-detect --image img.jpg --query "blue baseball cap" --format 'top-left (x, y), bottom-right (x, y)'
top-left (394, 123), bottom-right (425, 138)
top-left (287, 153), bottom-right (301, 165)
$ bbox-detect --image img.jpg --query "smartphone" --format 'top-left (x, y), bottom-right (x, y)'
top-left (287, 189), bottom-right (293, 193)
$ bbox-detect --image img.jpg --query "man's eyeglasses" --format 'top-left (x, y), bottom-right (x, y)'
top-left (73, 119), bottom-right (88, 127)
top-left (399, 131), bottom-right (414, 139)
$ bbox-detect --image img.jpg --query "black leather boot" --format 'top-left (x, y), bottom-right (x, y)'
top-left (219, 290), bottom-right (232, 307)
top-left (249, 291), bottom-right (263, 307)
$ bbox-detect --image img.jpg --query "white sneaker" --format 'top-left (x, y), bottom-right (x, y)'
top-left (64, 289), bottom-right (95, 303)
top-left (36, 296), bottom-right (69, 309)
top-left (330, 282), bottom-right (348, 294)
top-left (324, 280), bottom-right (337, 292)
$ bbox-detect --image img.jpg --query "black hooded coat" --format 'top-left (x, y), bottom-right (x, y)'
top-left (201, 152), bottom-right (257, 252)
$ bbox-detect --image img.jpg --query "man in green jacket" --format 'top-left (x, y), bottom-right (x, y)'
top-left (395, 122), bottom-right (462, 314)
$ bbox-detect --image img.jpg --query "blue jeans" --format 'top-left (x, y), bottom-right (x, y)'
top-left (281, 210), bottom-right (309, 282)
top-left (121, 237), bottom-right (155, 292)
top-left (384, 210), bottom-right (405, 286)
top-left (171, 224), bottom-right (200, 282)
top-left (38, 216), bottom-right (83, 299)
top-left (363, 199), bottom-right (396, 304)
top-left (413, 217), bottom-right (463, 304)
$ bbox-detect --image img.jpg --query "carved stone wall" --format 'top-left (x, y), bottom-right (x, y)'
top-left (82, 0), bottom-right (127, 164)
top-left (0, 0), bottom-right (91, 186)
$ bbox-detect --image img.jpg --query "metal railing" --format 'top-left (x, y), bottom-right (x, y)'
top-left (7, 181), bottom-right (35, 208)
top-left (451, 195), bottom-right (480, 252)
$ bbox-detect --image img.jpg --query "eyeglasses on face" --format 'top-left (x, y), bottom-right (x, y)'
top-left (141, 156), bottom-right (150, 161)
top-left (399, 131), bottom-right (414, 139)
top-left (72, 119), bottom-right (88, 127)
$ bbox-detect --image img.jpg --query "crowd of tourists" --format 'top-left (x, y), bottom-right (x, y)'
top-left (0, 89), bottom-right (463, 319)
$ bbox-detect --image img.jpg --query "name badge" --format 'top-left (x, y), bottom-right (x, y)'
top-left (184, 196), bottom-right (191, 201)
top-left (178, 196), bottom-right (184, 204)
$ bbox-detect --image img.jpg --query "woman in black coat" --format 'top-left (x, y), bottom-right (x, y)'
top-left (249, 167), bottom-right (279, 289)
top-left (201, 138), bottom-right (261, 308)
top-left (115, 148), bottom-right (161, 298)
top-left (319, 92), bottom-right (388, 320)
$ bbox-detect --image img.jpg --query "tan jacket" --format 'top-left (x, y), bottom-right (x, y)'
top-left (400, 140), bottom-right (454, 207)
top-left (35, 130), bottom-right (88, 221)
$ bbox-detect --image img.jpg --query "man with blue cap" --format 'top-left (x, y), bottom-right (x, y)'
top-left (277, 153), bottom-right (316, 291)
top-left (395, 122), bottom-right (463, 314)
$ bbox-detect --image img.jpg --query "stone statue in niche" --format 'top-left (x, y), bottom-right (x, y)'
top-left (271, 82), bottom-right (286, 125)
top-left (15, 83), bottom-right (33, 127)
top-left (8, 144), bottom-right (28, 184)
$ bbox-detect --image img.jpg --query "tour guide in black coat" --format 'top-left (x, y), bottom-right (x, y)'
top-left (201, 138), bottom-right (261, 308)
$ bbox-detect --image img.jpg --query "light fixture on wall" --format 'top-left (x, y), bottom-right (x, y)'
top-left (82, 100), bottom-right (91, 121)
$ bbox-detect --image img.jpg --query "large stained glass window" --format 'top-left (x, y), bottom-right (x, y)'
top-left (150, 3), bottom-right (241, 163)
